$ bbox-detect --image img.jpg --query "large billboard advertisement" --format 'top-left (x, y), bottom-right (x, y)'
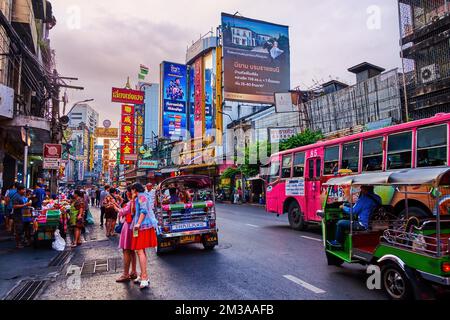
top-left (221, 13), bottom-right (290, 104)
top-left (161, 62), bottom-right (188, 140)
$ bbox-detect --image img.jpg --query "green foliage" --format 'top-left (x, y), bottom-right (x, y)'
top-left (221, 167), bottom-right (240, 179)
top-left (279, 130), bottom-right (324, 151)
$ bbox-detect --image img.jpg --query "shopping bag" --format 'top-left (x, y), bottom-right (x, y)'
top-left (52, 229), bottom-right (66, 251)
top-left (86, 210), bottom-right (95, 225)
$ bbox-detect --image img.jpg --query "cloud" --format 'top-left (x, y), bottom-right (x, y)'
top-left (50, 0), bottom-right (402, 125)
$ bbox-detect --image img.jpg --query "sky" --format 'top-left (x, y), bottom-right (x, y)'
top-left (50, 0), bottom-right (402, 127)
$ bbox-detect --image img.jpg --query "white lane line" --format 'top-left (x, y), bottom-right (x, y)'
top-left (301, 236), bottom-right (322, 242)
top-left (245, 224), bottom-right (260, 228)
top-left (283, 275), bottom-right (326, 294)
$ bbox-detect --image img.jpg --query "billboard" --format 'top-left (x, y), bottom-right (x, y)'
top-left (161, 62), bottom-right (188, 140)
top-left (112, 88), bottom-right (145, 105)
top-left (95, 128), bottom-right (119, 138)
top-left (221, 13), bottom-right (290, 104)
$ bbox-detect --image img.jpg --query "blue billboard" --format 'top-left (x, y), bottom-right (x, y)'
top-left (161, 62), bottom-right (188, 140)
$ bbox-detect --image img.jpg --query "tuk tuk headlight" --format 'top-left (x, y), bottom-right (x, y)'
top-left (442, 262), bottom-right (450, 273)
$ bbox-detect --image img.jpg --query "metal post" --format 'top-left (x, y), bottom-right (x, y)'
top-left (436, 187), bottom-right (442, 257)
top-left (23, 128), bottom-right (28, 187)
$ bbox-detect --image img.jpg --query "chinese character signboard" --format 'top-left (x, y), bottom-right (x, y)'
top-left (95, 128), bottom-right (119, 138)
top-left (120, 105), bottom-right (136, 164)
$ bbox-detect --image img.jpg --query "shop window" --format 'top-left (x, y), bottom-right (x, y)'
top-left (342, 142), bottom-right (360, 173)
top-left (417, 125), bottom-right (447, 167)
top-left (324, 146), bottom-right (339, 175)
top-left (281, 155), bottom-right (292, 179)
top-left (293, 152), bottom-right (305, 178)
top-left (387, 132), bottom-right (412, 170)
top-left (363, 137), bottom-right (383, 172)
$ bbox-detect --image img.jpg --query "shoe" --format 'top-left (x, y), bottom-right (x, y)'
top-left (139, 279), bottom-right (150, 289)
top-left (327, 240), bottom-right (342, 248)
top-left (134, 277), bottom-right (141, 284)
top-left (130, 273), bottom-right (138, 280)
top-left (116, 275), bottom-right (131, 283)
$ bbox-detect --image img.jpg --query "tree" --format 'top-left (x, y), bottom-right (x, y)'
top-left (279, 130), bottom-right (324, 151)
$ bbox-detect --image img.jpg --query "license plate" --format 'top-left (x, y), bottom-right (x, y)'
top-left (205, 235), bottom-right (217, 242)
top-left (172, 222), bottom-right (208, 231)
top-left (180, 235), bottom-right (196, 244)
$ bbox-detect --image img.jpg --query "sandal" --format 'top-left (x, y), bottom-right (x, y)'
top-left (139, 279), bottom-right (150, 289)
top-left (116, 275), bottom-right (131, 283)
top-left (130, 273), bottom-right (138, 280)
top-left (133, 277), bottom-right (141, 284)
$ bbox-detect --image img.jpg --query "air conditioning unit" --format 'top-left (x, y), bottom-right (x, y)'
top-left (420, 64), bottom-right (440, 84)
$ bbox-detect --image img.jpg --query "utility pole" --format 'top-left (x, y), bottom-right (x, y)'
top-left (50, 69), bottom-right (60, 195)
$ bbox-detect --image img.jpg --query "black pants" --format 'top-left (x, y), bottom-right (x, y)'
top-left (100, 206), bottom-right (105, 226)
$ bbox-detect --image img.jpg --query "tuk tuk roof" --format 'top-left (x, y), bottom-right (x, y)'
top-left (324, 167), bottom-right (450, 187)
top-left (160, 175), bottom-right (212, 189)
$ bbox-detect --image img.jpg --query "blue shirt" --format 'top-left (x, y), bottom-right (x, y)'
top-left (33, 188), bottom-right (46, 208)
top-left (343, 193), bottom-right (381, 229)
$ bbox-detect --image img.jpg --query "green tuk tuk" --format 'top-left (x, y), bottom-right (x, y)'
top-left (319, 167), bottom-right (450, 300)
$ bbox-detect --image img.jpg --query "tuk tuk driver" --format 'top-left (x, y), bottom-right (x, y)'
top-left (328, 185), bottom-right (382, 248)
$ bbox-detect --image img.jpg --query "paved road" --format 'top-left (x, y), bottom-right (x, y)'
top-left (17, 203), bottom-right (384, 300)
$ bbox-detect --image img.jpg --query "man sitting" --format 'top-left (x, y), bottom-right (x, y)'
top-left (328, 185), bottom-right (382, 248)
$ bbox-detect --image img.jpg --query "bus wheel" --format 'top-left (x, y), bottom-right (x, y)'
top-left (381, 263), bottom-right (413, 300)
top-left (288, 202), bottom-right (306, 231)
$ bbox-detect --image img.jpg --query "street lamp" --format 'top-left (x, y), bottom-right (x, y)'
top-left (218, 110), bottom-right (233, 123)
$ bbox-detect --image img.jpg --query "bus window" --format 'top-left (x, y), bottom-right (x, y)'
top-left (387, 132), bottom-right (412, 170)
top-left (417, 124), bottom-right (448, 167)
top-left (269, 160), bottom-right (280, 183)
top-left (308, 159), bottom-right (314, 180)
top-left (293, 152), bottom-right (305, 177)
top-left (281, 155), bottom-right (292, 179)
top-left (363, 137), bottom-right (383, 172)
top-left (324, 146), bottom-right (339, 175)
top-left (342, 142), bottom-right (360, 172)
top-left (316, 158), bottom-right (321, 177)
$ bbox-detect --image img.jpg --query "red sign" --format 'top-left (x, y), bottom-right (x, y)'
top-left (120, 105), bottom-right (136, 164)
top-left (112, 88), bottom-right (145, 105)
top-left (43, 144), bottom-right (62, 159)
top-left (194, 58), bottom-right (203, 140)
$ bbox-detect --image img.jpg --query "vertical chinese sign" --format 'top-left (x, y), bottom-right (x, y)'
top-left (103, 139), bottom-right (110, 173)
top-left (120, 105), bottom-right (135, 164)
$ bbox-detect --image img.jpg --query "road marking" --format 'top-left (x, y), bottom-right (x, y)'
top-left (245, 224), bottom-right (260, 228)
top-left (301, 236), bottom-right (322, 242)
top-left (283, 275), bottom-right (326, 294)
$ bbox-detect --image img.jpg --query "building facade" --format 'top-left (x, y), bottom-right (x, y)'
top-left (68, 103), bottom-right (99, 132)
top-left (398, 0), bottom-right (450, 119)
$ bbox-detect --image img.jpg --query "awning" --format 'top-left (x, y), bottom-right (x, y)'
top-left (247, 175), bottom-right (265, 182)
top-left (325, 167), bottom-right (450, 187)
top-left (160, 167), bottom-right (180, 174)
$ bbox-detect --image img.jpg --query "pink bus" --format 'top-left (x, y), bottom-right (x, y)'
top-left (265, 113), bottom-right (450, 230)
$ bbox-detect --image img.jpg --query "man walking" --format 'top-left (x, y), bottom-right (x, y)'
top-left (32, 183), bottom-right (46, 210)
top-left (95, 188), bottom-right (101, 207)
top-left (12, 185), bottom-right (31, 249)
top-left (145, 183), bottom-right (156, 210)
top-left (90, 188), bottom-right (96, 207)
top-left (99, 185), bottom-right (110, 228)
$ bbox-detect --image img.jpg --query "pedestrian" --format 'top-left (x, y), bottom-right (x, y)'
top-left (95, 188), bottom-right (101, 207)
top-left (99, 185), bottom-right (110, 228)
top-left (4, 182), bottom-right (20, 233)
top-left (130, 183), bottom-right (158, 289)
top-left (12, 185), bottom-right (32, 249)
top-left (113, 186), bottom-right (138, 283)
top-left (69, 190), bottom-right (85, 247)
top-left (104, 188), bottom-right (121, 237)
top-left (90, 188), bottom-right (96, 207)
top-left (32, 183), bottom-right (46, 210)
top-left (145, 183), bottom-right (156, 210)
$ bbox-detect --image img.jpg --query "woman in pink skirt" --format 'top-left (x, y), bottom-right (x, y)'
top-left (113, 186), bottom-right (137, 282)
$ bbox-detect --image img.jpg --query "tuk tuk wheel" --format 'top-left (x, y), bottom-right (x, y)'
top-left (381, 263), bottom-right (413, 300)
top-left (203, 242), bottom-right (216, 250)
top-left (288, 202), bottom-right (306, 231)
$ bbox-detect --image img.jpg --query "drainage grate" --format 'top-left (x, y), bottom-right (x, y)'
top-left (5, 280), bottom-right (48, 301)
top-left (66, 257), bottom-right (123, 277)
top-left (48, 251), bottom-right (72, 267)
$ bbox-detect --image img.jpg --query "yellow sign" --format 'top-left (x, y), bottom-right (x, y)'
top-left (95, 128), bottom-right (119, 138)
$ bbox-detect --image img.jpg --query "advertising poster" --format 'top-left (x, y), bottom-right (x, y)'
top-left (221, 13), bottom-right (290, 104)
top-left (161, 62), bottom-right (188, 140)
top-left (204, 53), bottom-right (214, 134)
top-left (189, 67), bottom-right (195, 139)
top-left (194, 58), bottom-right (204, 140)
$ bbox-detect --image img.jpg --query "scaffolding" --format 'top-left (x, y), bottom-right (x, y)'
top-left (399, 0), bottom-right (450, 119)
top-left (302, 69), bottom-right (402, 136)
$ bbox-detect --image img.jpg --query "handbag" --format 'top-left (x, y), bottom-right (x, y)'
top-left (115, 222), bottom-right (123, 234)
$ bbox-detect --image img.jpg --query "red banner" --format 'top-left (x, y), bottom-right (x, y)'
top-left (120, 105), bottom-right (136, 164)
top-left (112, 88), bottom-right (145, 105)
